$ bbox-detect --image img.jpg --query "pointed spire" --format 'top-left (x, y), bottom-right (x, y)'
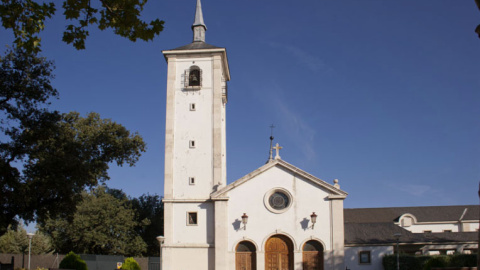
top-left (192, 0), bottom-right (207, 42)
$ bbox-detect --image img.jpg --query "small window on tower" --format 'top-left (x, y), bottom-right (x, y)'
top-left (190, 103), bottom-right (196, 111)
top-left (189, 177), bottom-right (195, 185)
top-left (189, 140), bottom-right (196, 148)
top-left (187, 212), bottom-right (198, 225)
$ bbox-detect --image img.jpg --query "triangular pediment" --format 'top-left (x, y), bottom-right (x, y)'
top-left (211, 159), bottom-right (348, 199)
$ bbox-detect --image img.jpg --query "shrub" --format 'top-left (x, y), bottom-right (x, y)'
top-left (121, 257), bottom-right (141, 270)
top-left (383, 253), bottom-right (477, 270)
top-left (383, 254), bottom-right (429, 270)
top-left (449, 253), bottom-right (477, 267)
top-left (15, 268), bottom-right (47, 270)
top-left (59, 251), bottom-right (88, 270)
top-left (423, 256), bottom-right (448, 270)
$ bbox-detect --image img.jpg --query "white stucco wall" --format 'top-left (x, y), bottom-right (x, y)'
top-left (162, 246), bottom-right (215, 270)
top-left (344, 246), bottom-right (393, 270)
top-left (225, 165), bottom-right (341, 269)
top-left (405, 223), bottom-right (460, 233)
top-left (172, 202), bottom-right (215, 244)
top-left (172, 57), bottom-right (215, 199)
top-left (460, 221), bottom-right (480, 232)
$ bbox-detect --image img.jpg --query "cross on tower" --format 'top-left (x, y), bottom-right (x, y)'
top-left (273, 143), bottom-right (283, 160)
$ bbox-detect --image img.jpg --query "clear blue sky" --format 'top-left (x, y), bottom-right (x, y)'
top-left (2, 0), bottom-right (480, 209)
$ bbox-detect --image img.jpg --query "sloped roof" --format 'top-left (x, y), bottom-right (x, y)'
top-left (345, 223), bottom-right (478, 245)
top-left (344, 205), bottom-right (479, 223)
top-left (170, 41), bottom-right (222, 51)
top-left (211, 159), bottom-right (348, 198)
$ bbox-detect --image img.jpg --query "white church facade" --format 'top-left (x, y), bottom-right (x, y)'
top-left (159, 1), bottom-right (479, 270)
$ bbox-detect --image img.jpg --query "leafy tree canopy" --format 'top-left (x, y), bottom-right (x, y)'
top-left (0, 225), bottom-right (53, 254)
top-left (0, 0), bottom-right (164, 53)
top-left (41, 186), bottom-right (149, 256)
top-left (0, 48), bottom-right (146, 232)
top-left (130, 193), bottom-right (163, 256)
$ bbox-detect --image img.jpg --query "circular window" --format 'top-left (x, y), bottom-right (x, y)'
top-left (269, 192), bottom-right (289, 210)
top-left (264, 188), bottom-right (293, 213)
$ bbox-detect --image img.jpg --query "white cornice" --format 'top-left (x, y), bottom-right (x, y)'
top-left (395, 220), bottom-right (480, 226)
top-left (162, 199), bottom-right (211, 203)
top-left (328, 195), bottom-right (347, 200)
top-left (346, 241), bottom-right (479, 247)
top-left (211, 159), bottom-right (348, 198)
top-left (163, 243), bottom-right (214, 248)
top-left (162, 48), bottom-right (230, 81)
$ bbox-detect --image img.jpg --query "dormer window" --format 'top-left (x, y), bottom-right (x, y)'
top-left (398, 213), bottom-right (417, 228)
top-left (185, 66), bottom-right (202, 89)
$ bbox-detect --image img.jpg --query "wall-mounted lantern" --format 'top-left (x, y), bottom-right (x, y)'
top-left (310, 212), bottom-right (318, 229)
top-left (241, 213), bottom-right (249, 230)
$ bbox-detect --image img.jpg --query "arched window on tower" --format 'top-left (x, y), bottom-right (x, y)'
top-left (186, 65), bottom-right (202, 88)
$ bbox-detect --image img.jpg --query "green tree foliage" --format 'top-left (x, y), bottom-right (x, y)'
top-left (59, 251), bottom-right (88, 270)
top-left (0, 48), bottom-right (146, 232)
top-left (0, 48), bottom-right (59, 232)
top-left (0, 0), bottom-right (164, 53)
top-left (41, 186), bottom-right (148, 256)
top-left (130, 193), bottom-right (163, 256)
top-left (121, 257), bottom-right (141, 270)
top-left (0, 225), bottom-right (53, 254)
top-left (23, 111), bottom-right (146, 222)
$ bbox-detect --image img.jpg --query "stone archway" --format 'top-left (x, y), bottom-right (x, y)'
top-left (265, 235), bottom-right (293, 270)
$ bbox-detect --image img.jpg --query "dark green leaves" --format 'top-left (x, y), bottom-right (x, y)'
top-left (0, 0), bottom-right (56, 53)
top-left (0, 49), bottom-right (146, 230)
top-left (0, 225), bottom-right (53, 254)
top-left (21, 111), bottom-right (146, 224)
top-left (42, 187), bottom-right (148, 256)
top-left (0, 0), bottom-right (164, 52)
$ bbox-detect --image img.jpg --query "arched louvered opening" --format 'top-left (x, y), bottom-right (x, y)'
top-left (188, 66), bottom-right (201, 86)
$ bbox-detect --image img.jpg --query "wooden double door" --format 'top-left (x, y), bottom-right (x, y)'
top-left (302, 240), bottom-right (324, 270)
top-left (236, 236), bottom-right (323, 270)
top-left (265, 235), bottom-right (293, 270)
top-left (236, 241), bottom-right (257, 270)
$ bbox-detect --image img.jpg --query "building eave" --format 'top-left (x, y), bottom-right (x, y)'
top-left (211, 159), bottom-right (348, 199)
top-left (162, 47), bottom-right (231, 81)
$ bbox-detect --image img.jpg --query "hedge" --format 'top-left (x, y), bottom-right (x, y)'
top-left (383, 254), bottom-right (477, 270)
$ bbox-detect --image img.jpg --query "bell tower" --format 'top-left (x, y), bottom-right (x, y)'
top-left (161, 0), bottom-right (230, 269)
top-left (162, 0), bottom-right (230, 201)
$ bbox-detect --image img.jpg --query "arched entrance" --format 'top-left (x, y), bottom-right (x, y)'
top-left (236, 241), bottom-right (257, 270)
top-left (302, 240), bottom-right (324, 270)
top-left (265, 235), bottom-right (293, 270)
